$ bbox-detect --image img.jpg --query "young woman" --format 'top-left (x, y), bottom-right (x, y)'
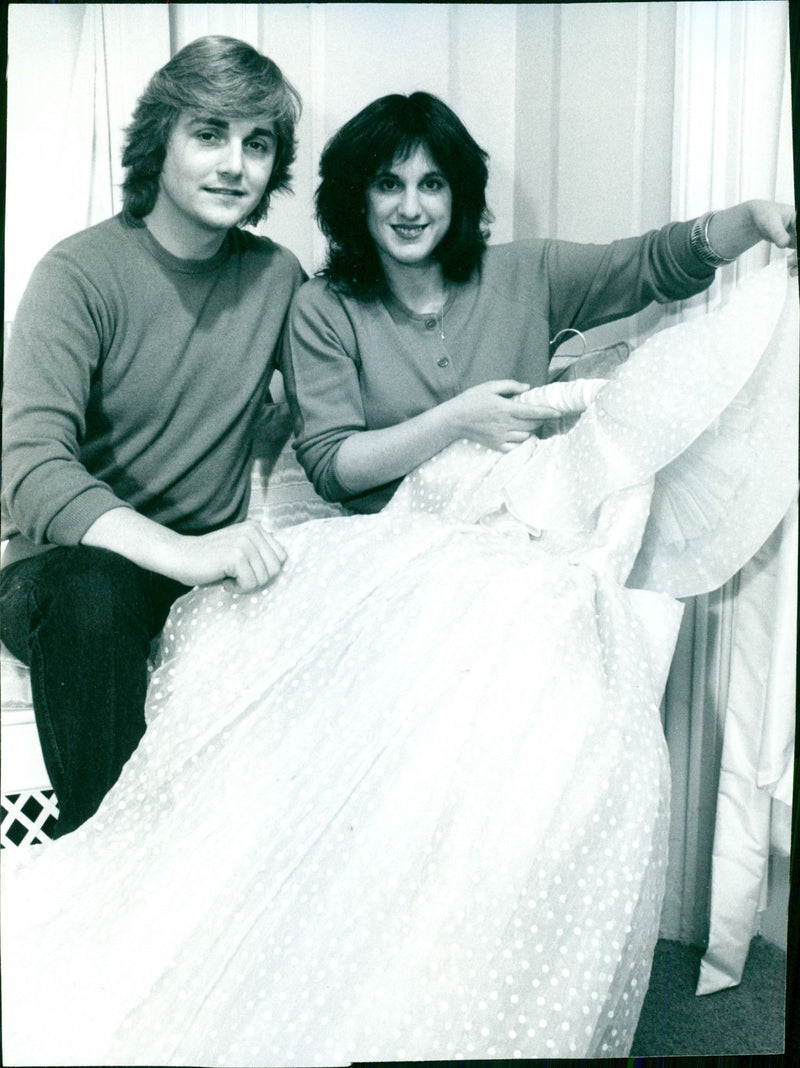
top-left (282, 92), bottom-right (795, 513)
top-left (2, 93), bottom-right (795, 1067)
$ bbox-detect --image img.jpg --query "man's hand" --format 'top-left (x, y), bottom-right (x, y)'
top-left (174, 521), bottom-right (287, 593)
top-left (81, 508), bottom-right (287, 592)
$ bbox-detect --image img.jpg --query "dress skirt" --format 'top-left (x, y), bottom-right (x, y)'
top-left (1, 259), bottom-right (796, 1065)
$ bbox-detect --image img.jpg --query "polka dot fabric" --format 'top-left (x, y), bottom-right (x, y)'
top-left (1, 261), bottom-right (794, 1066)
top-left (499, 260), bottom-right (796, 594)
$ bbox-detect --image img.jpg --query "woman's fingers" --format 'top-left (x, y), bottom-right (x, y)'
top-left (505, 427), bottom-right (535, 443)
top-left (488, 380), bottom-right (531, 397)
top-left (514, 402), bottom-right (562, 420)
top-left (519, 379), bottom-right (606, 413)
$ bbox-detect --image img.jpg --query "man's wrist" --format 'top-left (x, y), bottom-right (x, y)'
top-left (82, 508), bottom-right (184, 578)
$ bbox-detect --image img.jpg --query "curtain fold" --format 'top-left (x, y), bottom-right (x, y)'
top-left (660, 1), bottom-right (794, 988)
top-left (697, 500), bottom-right (797, 993)
top-left (659, 589), bottom-right (733, 945)
top-left (4, 3), bottom-right (170, 322)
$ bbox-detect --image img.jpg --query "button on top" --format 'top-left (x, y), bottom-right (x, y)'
top-left (437, 357), bottom-right (450, 368)
top-left (425, 318), bottom-right (437, 330)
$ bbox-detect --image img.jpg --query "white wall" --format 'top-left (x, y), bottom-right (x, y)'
top-left (6, 2), bottom-right (683, 340)
top-left (4, 1), bottom-right (792, 350)
top-left (7, 3), bottom-right (791, 316)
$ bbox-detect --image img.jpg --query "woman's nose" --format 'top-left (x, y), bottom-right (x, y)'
top-left (398, 186), bottom-right (421, 218)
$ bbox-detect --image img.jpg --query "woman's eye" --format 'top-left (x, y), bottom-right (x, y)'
top-left (424, 177), bottom-right (446, 192)
top-left (376, 178), bottom-right (398, 192)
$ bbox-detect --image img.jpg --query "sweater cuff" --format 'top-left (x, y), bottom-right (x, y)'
top-left (669, 219), bottom-right (717, 282)
top-left (45, 488), bottom-right (135, 546)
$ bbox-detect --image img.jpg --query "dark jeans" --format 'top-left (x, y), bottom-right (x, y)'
top-left (0, 546), bottom-right (187, 837)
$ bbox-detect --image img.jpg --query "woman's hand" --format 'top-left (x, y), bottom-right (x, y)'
top-left (330, 380), bottom-right (565, 497)
top-left (517, 378), bottom-right (606, 413)
top-left (445, 380), bottom-right (561, 453)
top-left (707, 200), bottom-right (796, 261)
top-left (746, 201), bottom-right (797, 248)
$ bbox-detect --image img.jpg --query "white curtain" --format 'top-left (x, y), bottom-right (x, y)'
top-left (5, 1), bottom-right (795, 989)
top-left (4, 4), bottom-right (170, 319)
top-left (695, 502), bottom-right (796, 993)
top-left (657, 2), bottom-right (795, 992)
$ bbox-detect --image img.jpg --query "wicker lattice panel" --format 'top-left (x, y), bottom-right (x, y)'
top-left (1, 790), bottom-right (58, 847)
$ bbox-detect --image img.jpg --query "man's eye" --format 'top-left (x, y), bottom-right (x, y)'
top-left (196, 130), bottom-right (220, 143)
top-left (247, 140), bottom-right (272, 155)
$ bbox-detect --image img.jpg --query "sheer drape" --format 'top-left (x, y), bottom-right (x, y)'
top-left (658, 3), bottom-right (794, 990)
top-left (4, 4), bottom-right (169, 319)
top-left (4, 2), bottom-right (794, 985)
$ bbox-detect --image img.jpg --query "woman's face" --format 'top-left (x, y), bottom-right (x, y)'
top-left (365, 144), bottom-right (453, 272)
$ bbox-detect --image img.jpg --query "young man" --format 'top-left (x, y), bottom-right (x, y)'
top-left (1, 36), bottom-right (305, 836)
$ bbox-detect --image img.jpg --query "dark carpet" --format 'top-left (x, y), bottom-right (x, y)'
top-left (630, 936), bottom-right (787, 1057)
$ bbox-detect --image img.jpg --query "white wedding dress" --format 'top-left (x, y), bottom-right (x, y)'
top-left (1, 260), bottom-right (796, 1066)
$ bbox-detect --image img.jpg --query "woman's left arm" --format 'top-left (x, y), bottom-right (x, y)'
top-left (706, 200), bottom-right (796, 261)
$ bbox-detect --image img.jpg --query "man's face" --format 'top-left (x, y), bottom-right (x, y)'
top-left (155, 111), bottom-right (278, 239)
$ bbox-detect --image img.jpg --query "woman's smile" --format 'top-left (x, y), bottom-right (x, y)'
top-left (391, 222), bottom-right (429, 240)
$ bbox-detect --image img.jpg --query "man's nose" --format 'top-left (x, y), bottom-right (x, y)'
top-left (218, 140), bottom-right (244, 177)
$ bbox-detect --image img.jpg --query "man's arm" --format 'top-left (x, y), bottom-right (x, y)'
top-left (5, 243), bottom-right (288, 591)
top-left (82, 508), bottom-right (287, 593)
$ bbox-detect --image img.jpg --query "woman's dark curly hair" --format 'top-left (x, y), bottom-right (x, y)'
top-left (316, 92), bottom-right (493, 298)
top-left (121, 35), bottom-right (301, 227)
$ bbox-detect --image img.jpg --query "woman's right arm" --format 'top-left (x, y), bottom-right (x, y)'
top-left (333, 380), bottom-right (549, 495)
top-left (283, 283), bottom-right (552, 501)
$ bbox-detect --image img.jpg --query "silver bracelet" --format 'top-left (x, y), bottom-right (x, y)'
top-left (689, 212), bottom-right (737, 269)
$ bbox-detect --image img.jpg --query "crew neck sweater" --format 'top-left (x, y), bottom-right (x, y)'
top-left (282, 222), bottom-right (715, 513)
top-left (2, 215), bottom-right (305, 566)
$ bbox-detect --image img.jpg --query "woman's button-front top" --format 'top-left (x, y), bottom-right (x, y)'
top-left (425, 318), bottom-right (438, 331)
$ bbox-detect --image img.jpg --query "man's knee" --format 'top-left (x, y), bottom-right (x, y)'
top-left (37, 546), bottom-right (152, 645)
